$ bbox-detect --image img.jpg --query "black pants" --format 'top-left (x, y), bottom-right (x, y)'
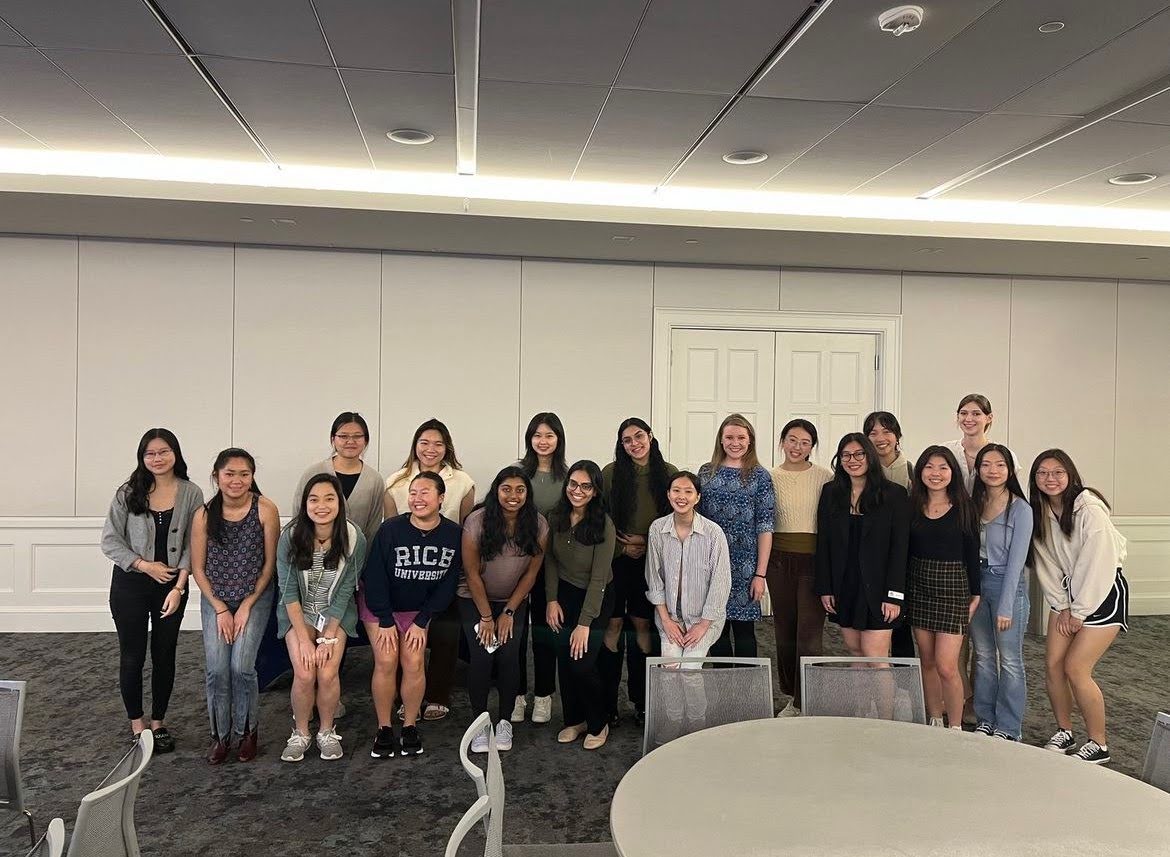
top-left (709, 619), bottom-right (758, 658)
top-left (109, 567), bottom-right (187, 721)
top-left (458, 597), bottom-right (528, 721)
top-left (518, 563), bottom-right (558, 698)
top-left (555, 579), bottom-right (615, 736)
top-left (424, 601), bottom-right (461, 706)
top-left (890, 622), bottom-right (916, 658)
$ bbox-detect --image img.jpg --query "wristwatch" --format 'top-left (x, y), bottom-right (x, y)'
top-left (503, 607), bottom-right (515, 617)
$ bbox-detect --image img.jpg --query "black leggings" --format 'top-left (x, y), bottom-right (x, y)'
top-left (518, 563), bottom-right (558, 698)
top-left (555, 579), bottom-right (615, 736)
top-left (109, 567), bottom-right (187, 721)
top-left (709, 619), bottom-right (758, 658)
top-left (458, 597), bottom-right (528, 721)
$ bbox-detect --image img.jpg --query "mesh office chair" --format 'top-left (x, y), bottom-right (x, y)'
top-left (66, 730), bottom-right (154, 857)
top-left (1142, 712), bottom-right (1170, 793)
top-left (643, 657), bottom-right (774, 755)
top-left (800, 656), bottom-right (926, 724)
top-left (0, 680), bottom-right (35, 845)
top-left (26, 818), bottom-right (65, 857)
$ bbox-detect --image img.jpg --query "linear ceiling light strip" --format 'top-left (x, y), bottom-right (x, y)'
top-left (452, 0), bottom-right (481, 175)
top-left (918, 73), bottom-right (1170, 200)
top-left (140, 0), bottom-right (280, 168)
top-left (657, 0), bottom-right (837, 188)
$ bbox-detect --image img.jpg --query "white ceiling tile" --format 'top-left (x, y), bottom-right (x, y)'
top-left (854, 113), bottom-right (1069, 197)
top-left (43, 49), bottom-right (263, 161)
top-left (478, 81), bottom-right (608, 180)
top-left (762, 106), bottom-right (977, 194)
top-left (947, 119), bottom-right (1170, 201)
top-left (999, 8), bottom-right (1170, 117)
top-left (1025, 140), bottom-right (1170, 205)
top-left (0, 18), bottom-right (24, 46)
top-left (341, 69), bottom-right (455, 172)
top-left (0, 115), bottom-right (48, 148)
top-left (1108, 90), bottom-right (1170, 126)
top-left (0, 47), bottom-right (154, 152)
top-left (573, 88), bottom-right (725, 184)
top-left (202, 57), bottom-right (371, 168)
top-left (157, 0), bottom-right (331, 65)
top-left (481, 0), bottom-right (644, 85)
top-left (751, 0), bottom-right (999, 103)
top-left (1108, 179), bottom-right (1170, 208)
top-left (0, 0), bottom-right (175, 53)
top-left (316, 0), bottom-right (451, 73)
top-left (670, 97), bottom-right (861, 189)
top-left (878, 0), bottom-right (1170, 112)
top-left (618, 0), bottom-right (810, 95)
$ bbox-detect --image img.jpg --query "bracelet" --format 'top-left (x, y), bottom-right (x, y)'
top-left (753, 573), bottom-right (767, 579)
top-left (480, 616), bottom-right (494, 623)
top-left (316, 637), bottom-right (338, 645)
top-left (215, 608), bottom-right (228, 615)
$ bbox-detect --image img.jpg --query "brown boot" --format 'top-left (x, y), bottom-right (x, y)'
top-left (237, 729), bottom-right (259, 762)
top-left (206, 737), bottom-right (229, 765)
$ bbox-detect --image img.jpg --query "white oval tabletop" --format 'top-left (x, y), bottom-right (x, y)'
top-left (609, 717), bottom-right (1170, 857)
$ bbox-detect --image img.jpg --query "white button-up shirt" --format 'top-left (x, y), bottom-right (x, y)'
top-left (646, 511), bottom-right (732, 628)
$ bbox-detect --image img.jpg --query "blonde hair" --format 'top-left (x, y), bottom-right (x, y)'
top-left (708, 413), bottom-right (761, 485)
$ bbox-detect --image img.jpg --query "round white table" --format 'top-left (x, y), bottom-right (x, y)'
top-left (610, 717), bottom-right (1170, 856)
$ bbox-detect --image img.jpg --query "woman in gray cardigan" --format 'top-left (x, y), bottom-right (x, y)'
top-left (291, 412), bottom-right (385, 544)
top-left (100, 428), bottom-right (204, 752)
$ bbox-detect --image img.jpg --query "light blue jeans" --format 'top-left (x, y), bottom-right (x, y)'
top-left (201, 586), bottom-right (273, 740)
top-left (969, 563), bottom-right (1029, 738)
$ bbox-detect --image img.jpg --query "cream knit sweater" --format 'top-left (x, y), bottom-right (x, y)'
top-left (770, 463), bottom-right (833, 533)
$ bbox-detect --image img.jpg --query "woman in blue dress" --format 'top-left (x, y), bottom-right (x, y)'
top-left (698, 414), bottom-right (777, 658)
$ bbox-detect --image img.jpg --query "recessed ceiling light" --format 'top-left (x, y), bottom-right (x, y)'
top-left (1038, 21), bottom-right (1065, 33)
top-left (238, 217), bottom-right (254, 223)
top-left (723, 151), bottom-right (768, 166)
top-left (1108, 173), bottom-right (1158, 186)
top-left (1136, 256), bottom-right (1151, 261)
top-left (611, 235), bottom-right (636, 242)
top-left (684, 239), bottom-right (700, 245)
top-left (271, 217), bottom-right (297, 226)
top-left (387, 129), bottom-right (435, 145)
top-left (915, 247), bottom-right (943, 254)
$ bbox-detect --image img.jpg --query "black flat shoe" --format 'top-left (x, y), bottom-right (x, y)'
top-left (153, 727), bottom-right (176, 754)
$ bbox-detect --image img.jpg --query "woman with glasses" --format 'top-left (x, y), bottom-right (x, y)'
top-left (600, 418), bottom-right (677, 727)
top-left (768, 419), bottom-right (833, 717)
top-left (815, 434), bottom-right (910, 660)
top-left (969, 444), bottom-right (1032, 741)
top-left (1029, 450), bottom-right (1128, 764)
top-left (292, 412), bottom-right (385, 544)
top-left (546, 460), bottom-right (617, 750)
top-left (698, 414), bottom-right (776, 658)
top-left (101, 428), bottom-right (204, 752)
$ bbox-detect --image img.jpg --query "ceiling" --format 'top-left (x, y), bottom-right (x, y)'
top-left (5, 0), bottom-right (1170, 269)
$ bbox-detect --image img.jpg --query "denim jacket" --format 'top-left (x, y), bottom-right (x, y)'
top-left (981, 496), bottom-right (1033, 620)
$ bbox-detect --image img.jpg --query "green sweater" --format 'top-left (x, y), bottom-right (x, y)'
top-left (545, 515), bottom-right (616, 625)
top-left (602, 460), bottom-right (678, 537)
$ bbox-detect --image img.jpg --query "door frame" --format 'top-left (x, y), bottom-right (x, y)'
top-left (651, 308), bottom-right (902, 459)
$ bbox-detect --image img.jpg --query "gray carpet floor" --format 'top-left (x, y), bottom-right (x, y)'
top-left (1, 617), bottom-right (1167, 856)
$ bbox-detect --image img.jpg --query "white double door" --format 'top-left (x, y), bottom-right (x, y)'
top-left (668, 328), bottom-right (879, 472)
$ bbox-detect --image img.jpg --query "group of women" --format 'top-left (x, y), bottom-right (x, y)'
top-left (100, 395), bottom-right (1129, 766)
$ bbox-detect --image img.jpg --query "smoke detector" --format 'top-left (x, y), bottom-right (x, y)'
top-left (878, 5), bottom-right (924, 36)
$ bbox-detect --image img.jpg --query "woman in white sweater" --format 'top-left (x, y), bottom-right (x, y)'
top-left (767, 419), bottom-right (833, 716)
top-left (1028, 449), bottom-right (1128, 765)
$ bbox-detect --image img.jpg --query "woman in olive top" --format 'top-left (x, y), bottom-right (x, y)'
top-left (292, 412), bottom-right (384, 544)
top-left (514, 412), bottom-right (568, 724)
top-left (546, 460), bottom-right (617, 750)
top-left (768, 419), bottom-right (833, 717)
top-left (101, 428), bottom-right (204, 752)
top-left (864, 411), bottom-right (915, 657)
top-left (600, 418), bottom-right (677, 727)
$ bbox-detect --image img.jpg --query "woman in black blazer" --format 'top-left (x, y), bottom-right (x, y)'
top-left (815, 433), bottom-right (910, 658)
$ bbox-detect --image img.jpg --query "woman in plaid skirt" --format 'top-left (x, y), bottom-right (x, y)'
top-left (907, 446), bottom-right (981, 729)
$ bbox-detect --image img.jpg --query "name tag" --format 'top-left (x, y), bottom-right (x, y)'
top-left (887, 590), bottom-right (904, 599)
top-left (314, 613), bottom-right (327, 632)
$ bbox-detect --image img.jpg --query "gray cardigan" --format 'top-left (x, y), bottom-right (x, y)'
top-left (101, 480), bottom-right (205, 573)
top-left (292, 457), bottom-right (385, 544)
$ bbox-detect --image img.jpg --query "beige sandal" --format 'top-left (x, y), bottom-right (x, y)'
top-left (422, 703), bottom-right (449, 721)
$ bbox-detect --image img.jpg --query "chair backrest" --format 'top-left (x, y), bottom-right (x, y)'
top-left (446, 720), bottom-right (500, 857)
top-left (458, 712), bottom-right (490, 799)
top-left (66, 730), bottom-right (154, 857)
top-left (643, 657), bottom-right (773, 754)
top-left (0, 680), bottom-right (28, 813)
top-left (1142, 712), bottom-right (1170, 792)
top-left (800, 656), bottom-right (926, 725)
top-left (483, 736), bottom-right (505, 857)
top-left (26, 818), bottom-right (66, 857)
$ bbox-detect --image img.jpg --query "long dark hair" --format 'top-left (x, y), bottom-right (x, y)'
top-left (205, 448), bottom-right (262, 545)
top-left (520, 412), bottom-right (567, 481)
top-left (478, 466), bottom-right (544, 561)
top-left (610, 417), bottom-right (672, 532)
top-left (827, 433), bottom-right (888, 513)
top-left (971, 444), bottom-right (1026, 513)
top-left (123, 428), bottom-right (189, 515)
top-left (388, 418), bottom-right (462, 490)
top-left (288, 474), bottom-right (351, 569)
top-left (1028, 448), bottom-right (1110, 542)
top-left (550, 459), bottom-right (609, 546)
top-left (910, 445), bottom-right (977, 535)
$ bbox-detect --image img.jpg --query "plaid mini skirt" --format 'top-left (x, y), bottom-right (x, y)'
top-left (907, 556), bottom-right (971, 635)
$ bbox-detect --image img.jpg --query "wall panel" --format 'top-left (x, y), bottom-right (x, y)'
top-left (780, 268), bottom-right (901, 314)
top-left (654, 264), bottom-right (779, 310)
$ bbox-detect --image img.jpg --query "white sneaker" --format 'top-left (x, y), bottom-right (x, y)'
top-left (496, 720), bottom-right (513, 751)
top-left (777, 701), bottom-right (800, 718)
top-left (929, 717), bottom-right (945, 728)
top-left (470, 727), bottom-right (490, 754)
top-left (532, 695), bottom-right (553, 724)
top-left (281, 730), bottom-right (312, 762)
top-left (510, 695), bottom-right (527, 723)
top-left (316, 727), bottom-right (344, 760)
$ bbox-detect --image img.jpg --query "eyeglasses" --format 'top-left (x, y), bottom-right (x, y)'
top-left (567, 479), bottom-right (595, 494)
top-left (839, 451), bottom-right (867, 462)
top-left (143, 449), bottom-right (173, 460)
top-left (784, 438), bottom-right (813, 448)
top-left (334, 433), bottom-right (366, 442)
top-left (1036, 470), bottom-right (1068, 480)
top-left (621, 432), bottom-right (648, 446)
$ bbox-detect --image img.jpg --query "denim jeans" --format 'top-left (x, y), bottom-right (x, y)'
top-left (201, 585), bottom-right (274, 740)
top-left (969, 564), bottom-right (1029, 738)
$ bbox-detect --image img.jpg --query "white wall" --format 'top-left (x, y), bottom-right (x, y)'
top-left (2, 236), bottom-right (1168, 628)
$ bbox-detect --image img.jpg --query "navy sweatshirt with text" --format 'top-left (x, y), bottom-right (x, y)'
top-left (361, 513), bottom-right (462, 629)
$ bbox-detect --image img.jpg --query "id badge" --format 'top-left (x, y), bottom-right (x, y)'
top-left (314, 613), bottom-right (326, 632)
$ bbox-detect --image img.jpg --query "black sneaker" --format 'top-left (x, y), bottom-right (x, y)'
top-left (1044, 728), bottom-right (1077, 754)
top-left (153, 727), bottom-right (176, 753)
top-left (370, 726), bottom-right (399, 759)
top-left (973, 722), bottom-right (994, 736)
top-left (992, 729), bottom-right (1018, 741)
top-left (1073, 740), bottom-right (1111, 765)
top-left (400, 724), bottom-right (424, 756)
